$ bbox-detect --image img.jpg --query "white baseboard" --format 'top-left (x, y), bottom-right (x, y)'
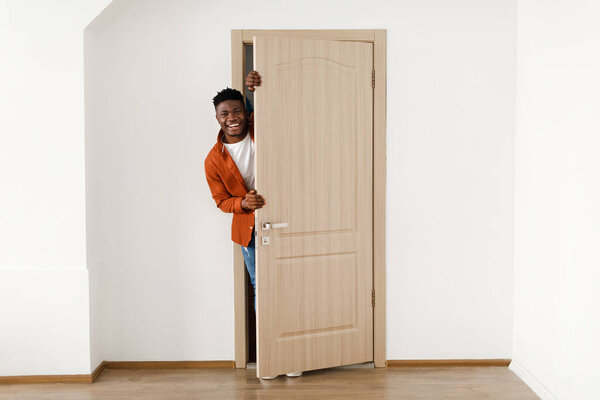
top-left (509, 360), bottom-right (559, 400)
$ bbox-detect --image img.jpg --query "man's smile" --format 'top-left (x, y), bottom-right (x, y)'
top-left (226, 122), bottom-right (245, 135)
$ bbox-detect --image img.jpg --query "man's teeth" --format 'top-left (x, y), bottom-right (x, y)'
top-left (228, 124), bottom-right (240, 127)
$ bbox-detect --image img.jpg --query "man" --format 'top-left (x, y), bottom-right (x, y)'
top-left (204, 82), bottom-right (264, 311)
top-left (204, 72), bottom-right (302, 379)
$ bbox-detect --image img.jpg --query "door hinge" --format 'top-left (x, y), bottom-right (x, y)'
top-left (372, 289), bottom-right (375, 307)
top-left (371, 70), bottom-right (375, 88)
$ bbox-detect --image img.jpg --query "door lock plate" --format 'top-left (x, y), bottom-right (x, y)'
top-left (262, 236), bottom-right (271, 246)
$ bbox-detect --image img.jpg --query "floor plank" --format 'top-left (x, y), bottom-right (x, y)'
top-left (0, 366), bottom-right (539, 400)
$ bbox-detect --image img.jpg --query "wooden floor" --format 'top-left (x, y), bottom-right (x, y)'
top-left (0, 365), bottom-right (539, 400)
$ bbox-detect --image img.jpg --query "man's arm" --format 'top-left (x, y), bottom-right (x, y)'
top-left (204, 158), bottom-right (246, 214)
top-left (204, 158), bottom-right (266, 213)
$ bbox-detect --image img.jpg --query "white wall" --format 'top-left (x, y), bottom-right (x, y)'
top-left (0, 0), bottom-right (112, 375)
top-left (85, 0), bottom-right (516, 366)
top-left (510, 1), bottom-right (600, 399)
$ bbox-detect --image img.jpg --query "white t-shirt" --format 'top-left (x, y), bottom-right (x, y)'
top-left (223, 132), bottom-right (255, 191)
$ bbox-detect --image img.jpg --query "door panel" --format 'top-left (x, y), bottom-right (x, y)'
top-left (254, 36), bottom-right (373, 378)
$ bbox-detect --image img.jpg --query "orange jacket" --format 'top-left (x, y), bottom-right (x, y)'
top-left (204, 119), bottom-right (255, 246)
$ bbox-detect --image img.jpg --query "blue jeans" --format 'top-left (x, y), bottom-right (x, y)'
top-left (241, 229), bottom-right (256, 311)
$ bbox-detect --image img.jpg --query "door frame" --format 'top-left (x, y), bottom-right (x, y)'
top-left (231, 29), bottom-right (386, 369)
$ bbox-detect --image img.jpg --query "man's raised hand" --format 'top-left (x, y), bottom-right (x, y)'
top-left (245, 71), bottom-right (262, 92)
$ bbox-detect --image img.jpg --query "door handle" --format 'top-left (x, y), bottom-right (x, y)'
top-left (262, 222), bottom-right (288, 230)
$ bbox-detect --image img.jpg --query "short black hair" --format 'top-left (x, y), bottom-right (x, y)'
top-left (213, 88), bottom-right (244, 108)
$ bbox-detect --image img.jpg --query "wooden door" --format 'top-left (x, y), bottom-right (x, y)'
top-left (253, 36), bottom-right (373, 378)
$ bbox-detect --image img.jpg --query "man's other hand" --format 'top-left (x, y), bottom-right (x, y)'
top-left (245, 71), bottom-right (262, 92)
top-left (242, 190), bottom-right (265, 211)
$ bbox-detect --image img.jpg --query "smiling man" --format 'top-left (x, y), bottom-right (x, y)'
top-left (204, 86), bottom-right (265, 314)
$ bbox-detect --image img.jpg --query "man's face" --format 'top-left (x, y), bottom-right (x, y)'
top-left (215, 99), bottom-right (247, 141)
